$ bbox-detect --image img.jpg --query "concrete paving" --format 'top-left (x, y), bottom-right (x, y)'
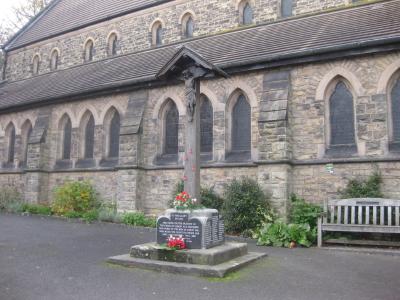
top-left (1, 213), bottom-right (399, 300)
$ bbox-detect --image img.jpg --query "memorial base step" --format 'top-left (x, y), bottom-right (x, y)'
top-left (130, 242), bottom-right (248, 266)
top-left (108, 249), bottom-right (267, 278)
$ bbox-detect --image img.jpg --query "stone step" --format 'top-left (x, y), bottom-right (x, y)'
top-left (130, 242), bottom-right (248, 266)
top-left (108, 251), bottom-right (267, 278)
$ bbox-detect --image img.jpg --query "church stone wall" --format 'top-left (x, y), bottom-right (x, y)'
top-left (5, 0), bottom-right (352, 82)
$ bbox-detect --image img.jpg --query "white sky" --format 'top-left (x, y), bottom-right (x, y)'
top-left (0, 0), bottom-right (26, 23)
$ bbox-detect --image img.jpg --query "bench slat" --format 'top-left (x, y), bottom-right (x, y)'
top-left (330, 206), bottom-right (335, 224)
top-left (351, 206), bottom-right (355, 224)
top-left (373, 206), bottom-right (377, 225)
top-left (388, 207), bottom-right (392, 226)
top-left (337, 206), bottom-right (342, 224)
top-left (396, 207), bottom-right (400, 226)
top-left (380, 206), bottom-right (385, 226)
top-left (344, 206), bottom-right (349, 225)
top-left (366, 206), bottom-right (370, 225)
top-left (358, 206), bottom-right (363, 225)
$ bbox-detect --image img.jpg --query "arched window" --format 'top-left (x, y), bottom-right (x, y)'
top-left (5, 123), bottom-right (16, 164)
top-left (164, 101), bottom-right (179, 155)
top-left (281, 0), bottom-right (293, 18)
top-left (32, 55), bottom-right (40, 75)
top-left (60, 116), bottom-right (72, 160)
top-left (151, 22), bottom-right (163, 46)
top-left (242, 3), bottom-right (253, 25)
top-left (107, 33), bottom-right (118, 56)
top-left (329, 81), bottom-right (356, 147)
top-left (182, 14), bottom-right (194, 38)
top-left (391, 77), bottom-right (400, 142)
top-left (84, 39), bottom-right (94, 62)
top-left (108, 111), bottom-right (120, 158)
top-left (21, 120), bottom-right (33, 165)
top-left (84, 114), bottom-right (95, 159)
top-left (200, 96), bottom-right (213, 154)
top-left (232, 94), bottom-right (251, 152)
top-left (50, 49), bottom-right (59, 71)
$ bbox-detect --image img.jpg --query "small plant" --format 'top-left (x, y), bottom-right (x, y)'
top-left (122, 212), bottom-right (156, 228)
top-left (166, 235), bottom-right (186, 250)
top-left (339, 172), bottom-right (383, 199)
top-left (0, 186), bottom-right (22, 211)
top-left (64, 211), bottom-right (83, 218)
top-left (23, 204), bottom-right (52, 215)
top-left (173, 191), bottom-right (199, 210)
top-left (98, 203), bottom-right (122, 223)
top-left (52, 181), bottom-right (99, 215)
top-left (289, 194), bottom-right (322, 229)
top-left (222, 177), bottom-right (270, 234)
top-left (82, 210), bottom-right (99, 223)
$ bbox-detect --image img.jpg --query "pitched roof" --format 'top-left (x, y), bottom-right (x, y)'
top-left (5, 0), bottom-right (170, 51)
top-left (1, 0), bottom-right (400, 112)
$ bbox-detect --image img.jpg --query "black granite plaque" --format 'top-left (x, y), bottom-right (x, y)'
top-left (157, 214), bottom-right (202, 249)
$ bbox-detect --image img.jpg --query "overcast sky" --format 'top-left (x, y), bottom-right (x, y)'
top-left (0, 0), bottom-right (26, 23)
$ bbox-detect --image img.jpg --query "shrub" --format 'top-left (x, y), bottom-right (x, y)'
top-left (23, 204), bottom-right (52, 215)
top-left (0, 186), bottom-right (22, 211)
top-left (222, 177), bottom-right (270, 234)
top-left (339, 172), bottom-right (383, 199)
top-left (255, 220), bottom-right (316, 248)
top-left (64, 211), bottom-right (83, 218)
top-left (82, 210), bottom-right (99, 223)
top-left (52, 181), bottom-right (99, 215)
top-left (169, 181), bottom-right (224, 210)
top-left (289, 194), bottom-right (322, 229)
top-left (122, 212), bottom-right (156, 228)
top-left (98, 203), bottom-right (122, 223)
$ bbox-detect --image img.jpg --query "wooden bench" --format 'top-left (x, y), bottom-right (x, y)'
top-left (317, 198), bottom-right (400, 247)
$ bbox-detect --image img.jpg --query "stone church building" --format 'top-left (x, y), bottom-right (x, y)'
top-left (1, 0), bottom-right (400, 215)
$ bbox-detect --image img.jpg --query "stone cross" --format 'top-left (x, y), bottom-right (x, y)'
top-left (181, 66), bottom-right (207, 204)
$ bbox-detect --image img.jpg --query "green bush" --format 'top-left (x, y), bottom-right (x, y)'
top-left (98, 203), bottom-right (122, 223)
top-left (0, 186), bottom-right (22, 211)
top-left (23, 204), bottom-right (52, 215)
top-left (339, 172), bottom-right (383, 199)
top-left (222, 177), bottom-right (270, 234)
top-left (122, 212), bottom-right (156, 228)
top-left (170, 181), bottom-right (224, 210)
top-left (289, 194), bottom-right (322, 229)
top-left (52, 181), bottom-right (99, 215)
top-left (255, 220), bottom-right (316, 248)
top-left (64, 211), bottom-right (83, 218)
top-left (82, 210), bottom-right (99, 223)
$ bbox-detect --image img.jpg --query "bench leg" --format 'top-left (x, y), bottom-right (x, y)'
top-left (317, 217), bottom-right (322, 248)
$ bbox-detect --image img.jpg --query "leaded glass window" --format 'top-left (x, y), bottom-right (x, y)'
top-left (63, 118), bottom-right (72, 160)
top-left (7, 124), bottom-right (16, 163)
top-left (32, 55), bottom-right (40, 75)
top-left (156, 25), bottom-right (163, 46)
top-left (165, 102), bottom-right (179, 155)
top-left (23, 125), bottom-right (33, 163)
top-left (243, 3), bottom-right (253, 25)
top-left (50, 50), bottom-right (59, 71)
top-left (329, 81), bottom-right (355, 146)
top-left (108, 112), bottom-right (120, 158)
top-left (232, 95), bottom-right (251, 151)
top-left (200, 97), bottom-right (213, 153)
top-left (85, 40), bottom-right (94, 62)
top-left (281, 0), bottom-right (293, 18)
top-left (391, 78), bottom-right (400, 142)
top-left (108, 34), bottom-right (117, 56)
top-left (185, 16), bottom-right (194, 38)
top-left (84, 115), bottom-right (95, 159)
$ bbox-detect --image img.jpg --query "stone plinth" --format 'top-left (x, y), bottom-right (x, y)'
top-left (157, 208), bottom-right (224, 249)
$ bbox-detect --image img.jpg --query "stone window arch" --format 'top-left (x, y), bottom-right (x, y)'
top-left (151, 21), bottom-right (163, 46)
top-left (20, 120), bottom-right (33, 166)
top-left (103, 107), bottom-right (120, 158)
top-left (32, 54), bottom-right (40, 75)
top-left (83, 39), bottom-right (94, 62)
top-left (107, 32), bottom-right (118, 56)
top-left (239, 1), bottom-right (253, 25)
top-left (50, 48), bottom-right (60, 71)
top-left (5, 122), bottom-right (16, 164)
top-left (281, 0), bottom-right (293, 18)
top-left (58, 114), bottom-right (72, 160)
top-left (79, 111), bottom-right (95, 159)
top-left (200, 95), bottom-right (213, 155)
top-left (325, 78), bottom-right (357, 156)
top-left (181, 13), bottom-right (194, 38)
top-left (163, 99), bottom-right (179, 155)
